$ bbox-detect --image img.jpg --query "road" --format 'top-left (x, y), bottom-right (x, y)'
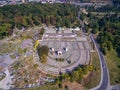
top-left (78, 10), bottom-right (111, 90)
top-left (91, 35), bottom-right (110, 90)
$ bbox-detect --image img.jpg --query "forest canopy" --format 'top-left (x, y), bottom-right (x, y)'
top-left (0, 3), bottom-right (78, 39)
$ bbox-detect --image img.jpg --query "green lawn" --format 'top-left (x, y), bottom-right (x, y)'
top-left (85, 51), bottom-right (101, 89)
top-left (106, 50), bottom-right (120, 85)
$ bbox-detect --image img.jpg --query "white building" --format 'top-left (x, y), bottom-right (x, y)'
top-left (74, 27), bottom-right (80, 31)
top-left (50, 47), bottom-right (54, 52)
top-left (57, 51), bottom-right (62, 56)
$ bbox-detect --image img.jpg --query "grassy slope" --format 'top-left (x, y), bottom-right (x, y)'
top-left (106, 50), bottom-right (120, 85)
top-left (85, 51), bottom-right (101, 89)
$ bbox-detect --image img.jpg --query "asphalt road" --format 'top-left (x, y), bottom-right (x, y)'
top-left (91, 35), bottom-right (110, 90)
top-left (78, 10), bottom-right (110, 90)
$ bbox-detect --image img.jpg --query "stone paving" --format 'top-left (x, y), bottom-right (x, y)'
top-left (32, 27), bottom-right (92, 75)
top-left (37, 30), bottom-right (92, 75)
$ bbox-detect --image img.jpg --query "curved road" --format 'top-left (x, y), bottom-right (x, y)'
top-left (91, 35), bottom-right (110, 90)
top-left (78, 10), bottom-right (110, 90)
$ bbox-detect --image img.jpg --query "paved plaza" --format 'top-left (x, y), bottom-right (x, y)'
top-left (37, 28), bottom-right (92, 75)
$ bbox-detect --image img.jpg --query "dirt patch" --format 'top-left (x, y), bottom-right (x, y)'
top-left (81, 72), bottom-right (93, 85)
top-left (63, 81), bottom-right (85, 90)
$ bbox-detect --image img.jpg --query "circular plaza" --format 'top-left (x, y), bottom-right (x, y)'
top-left (36, 29), bottom-right (91, 75)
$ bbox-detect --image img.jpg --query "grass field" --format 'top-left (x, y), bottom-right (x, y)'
top-left (84, 51), bottom-right (101, 89)
top-left (106, 50), bottom-right (120, 85)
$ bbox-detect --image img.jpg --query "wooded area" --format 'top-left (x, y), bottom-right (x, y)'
top-left (0, 3), bottom-right (78, 39)
top-left (86, 5), bottom-right (120, 56)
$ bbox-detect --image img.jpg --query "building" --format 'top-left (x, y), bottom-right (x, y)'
top-left (50, 47), bottom-right (55, 52)
top-left (57, 51), bottom-right (62, 56)
top-left (64, 47), bottom-right (68, 52)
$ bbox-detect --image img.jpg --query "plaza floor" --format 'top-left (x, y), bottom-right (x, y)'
top-left (37, 30), bottom-right (91, 75)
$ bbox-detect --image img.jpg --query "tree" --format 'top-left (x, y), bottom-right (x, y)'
top-left (65, 85), bottom-right (69, 90)
top-left (40, 28), bottom-right (45, 35)
top-left (107, 41), bottom-right (112, 51)
top-left (56, 22), bottom-right (61, 28)
top-left (101, 47), bottom-right (107, 55)
top-left (37, 45), bottom-right (49, 63)
top-left (92, 29), bottom-right (98, 34)
top-left (22, 17), bottom-right (29, 27)
top-left (0, 3), bottom-right (79, 39)
top-left (32, 16), bottom-right (41, 26)
top-left (58, 83), bottom-right (62, 88)
top-left (71, 71), bottom-right (79, 81)
top-left (64, 73), bottom-right (70, 81)
top-left (65, 19), bottom-right (71, 28)
top-left (80, 13), bottom-right (85, 21)
top-left (40, 55), bottom-right (47, 63)
top-left (87, 12), bottom-right (93, 19)
top-left (83, 65), bottom-right (88, 75)
top-left (50, 15), bottom-right (56, 25)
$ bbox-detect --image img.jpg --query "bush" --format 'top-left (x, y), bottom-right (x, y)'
top-left (58, 83), bottom-right (62, 88)
top-left (65, 85), bottom-right (68, 90)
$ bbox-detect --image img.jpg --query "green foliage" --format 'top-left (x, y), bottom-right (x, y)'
top-left (106, 50), bottom-right (120, 85)
top-left (37, 45), bottom-right (49, 63)
top-left (101, 47), bottom-right (107, 55)
top-left (37, 45), bottom-right (49, 56)
top-left (0, 73), bottom-right (6, 81)
top-left (34, 64), bottom-right (39, 68)
top-left (0, 3), bottom-right (78, 40)
top-left (79, 13), bottom-right (86, 21)
top-left (10, 54), bottom-right (16, 59)
top-left (91, 21), bottom-right (99, 34)
top-left (55, 58), bottom-right (64, 62)
top-left (97, 13), bottom-right (120, 55)
top-left (88, 4), bottom-right (120, 12)
top-left (112, 0), bottom-right (120, 6)
top-left (58, 83), bottom-right (62, 88)
top-left (87, 10), bottom-right (120, 56)
top-left (0, 23), bottom-right (12, 39)
top-left (58, 65), bottom-right (93, 83)
top-left (40, 28), bottom-right (45, 35)
top-left (71, 70), bottom-right (80, 81)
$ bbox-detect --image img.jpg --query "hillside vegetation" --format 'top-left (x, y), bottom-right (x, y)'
top-left (81, 4), bottom-right (120, 84)
top-left (0, 3), bottom-right (79, 39)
